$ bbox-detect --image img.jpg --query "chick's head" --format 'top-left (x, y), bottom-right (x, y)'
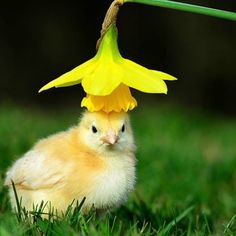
top-left (78, 111), bottom-right (135, 154)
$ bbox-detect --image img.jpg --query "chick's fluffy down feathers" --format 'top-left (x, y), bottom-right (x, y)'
top-left (5, 111), bottom-right (136, 214)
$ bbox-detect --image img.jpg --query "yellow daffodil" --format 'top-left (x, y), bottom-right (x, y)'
top-left (39, 24), bottom-right (176, 112)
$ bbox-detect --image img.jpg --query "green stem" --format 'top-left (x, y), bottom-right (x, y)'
top-left (125, 0), bottom-right (236, 21)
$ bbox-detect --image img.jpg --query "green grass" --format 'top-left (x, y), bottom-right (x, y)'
top-left (0, 102), bottom-right (236, 235)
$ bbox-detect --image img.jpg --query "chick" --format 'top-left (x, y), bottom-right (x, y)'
top-left (4, 111), bottom-right (136, 214)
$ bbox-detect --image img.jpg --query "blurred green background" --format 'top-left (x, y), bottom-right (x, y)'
top-left (0, 0), bottom-right (236, 115)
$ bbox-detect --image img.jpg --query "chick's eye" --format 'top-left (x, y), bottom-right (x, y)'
top-left (92, 126), bottom-right (97, 133)
top-left (121, 124), bottom-right (125, 132)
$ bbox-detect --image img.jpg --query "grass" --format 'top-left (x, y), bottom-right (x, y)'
top-left (0, 102), bottom-right (236, 235)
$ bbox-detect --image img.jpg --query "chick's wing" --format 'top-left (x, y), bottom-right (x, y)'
top-left (5, 150), bottom-right (64, 190)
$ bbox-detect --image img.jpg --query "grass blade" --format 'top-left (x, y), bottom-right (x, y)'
top-left (224, 214), bottom-right (236, 235)
top-left (11, 180), bottom-right (22, 222)
top-left (125, 0), bottom-right (236, 21)
top-left (158, 205), bottom-right (194, 235)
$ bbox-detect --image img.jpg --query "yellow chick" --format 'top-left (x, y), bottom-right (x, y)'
top-left (4, 111), bottom-right (136, 214)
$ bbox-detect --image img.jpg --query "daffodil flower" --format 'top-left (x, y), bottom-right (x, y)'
top-left (39, 24), bottom-right (176, 112)
top-left (38, 0), bottom-right (236, 113)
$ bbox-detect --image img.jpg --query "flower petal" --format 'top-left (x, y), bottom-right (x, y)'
top-left (39, 58), bottom-right (97, 92)
top-left (150, 70), bottom-right (177, 81)
top-left (121, 59), bottom-right (170, 94)
top-left (81, 62), bottom-right (121, 96)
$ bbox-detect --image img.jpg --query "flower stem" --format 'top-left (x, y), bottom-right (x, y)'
top-left (125, 0), bottom-right (236, 21)
top-left (97, 0), bottom-right (124, 49)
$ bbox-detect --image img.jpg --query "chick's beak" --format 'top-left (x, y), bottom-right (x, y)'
top-left (101, 129), bottom-right (118, 145)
